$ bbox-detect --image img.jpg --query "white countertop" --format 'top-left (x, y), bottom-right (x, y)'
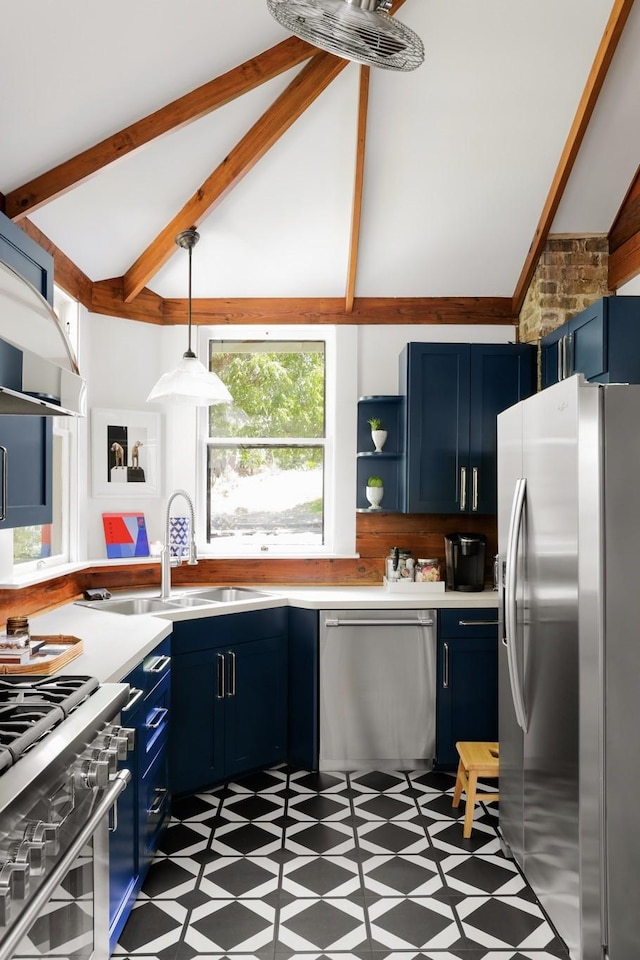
top-left (27, 585), bottom-right (498, 684)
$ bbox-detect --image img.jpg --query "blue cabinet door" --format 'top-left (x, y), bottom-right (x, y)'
top-left (402, 343), bottom-right (471, 513)
top-left (170, 647), bottom-right (225, 795)
top-left (224, 634), bottom-right (288, 778)
top-left (570, 302), bottom-right (606, 381)
top-left (288, 607), bottom-right (319, 771)
top-left (436, 610), bottom-right (499, 769)
top-left (0, 210), bottom-right (54, 304)
top-left (469, 345), bottom-right (536, 515)
top-left (0, 416), bottom-right (52, 528)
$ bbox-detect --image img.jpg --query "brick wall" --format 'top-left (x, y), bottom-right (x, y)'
top-left (519, 236), bottom-right (611, 345)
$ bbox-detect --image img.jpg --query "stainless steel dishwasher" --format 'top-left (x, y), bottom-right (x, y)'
top-left (319, 608), bottom-right (437, 770)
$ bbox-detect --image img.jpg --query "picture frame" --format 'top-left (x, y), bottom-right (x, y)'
top-left (91, 408), bottom-right (161, 497)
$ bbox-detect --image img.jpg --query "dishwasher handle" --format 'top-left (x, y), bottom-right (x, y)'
top-left (324, 616), bottom-right (434, 628)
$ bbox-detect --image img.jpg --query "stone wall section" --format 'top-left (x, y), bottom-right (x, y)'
top-left (519, 236), bottom-right (612, 345)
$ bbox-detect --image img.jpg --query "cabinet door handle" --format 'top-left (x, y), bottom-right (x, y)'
top-left (562, 335), bottom-right (569, 379)
top-left (557, 339), bottom-right (563, 381)
top-left (472, 466), bottom-right (478, 512)
top-left (149, 655), bottom-right (171, 674)
top-left (443, 642), bottom-right (450, 688)
top-left (146, 707), bottom-right (168, 730)
top-left (217, 653), bottom-right (225, 699)
top-left (460, 466), bottom-right (467, 511)
top-left (567, 332), bottom-right (574, 376)
top-left (122, 688), bottom-right (144, 713)
top-left (148, 788), bottom-right (169, 817)
top-left (227, 651), bottom-right (237, 697)
top-left (0, 446), bottom-right (6, 522)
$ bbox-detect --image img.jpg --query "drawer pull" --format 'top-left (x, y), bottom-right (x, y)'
top-left (149, 655), bottom-right (171, 674)
top-left (458, 619), bottom-right (499, 626)
top-left (146, 707), bottom-right (168, 730)
top-left (122, 688), bottom-right (144, 713)
top-left (148, 788), bottom-right (168, 817)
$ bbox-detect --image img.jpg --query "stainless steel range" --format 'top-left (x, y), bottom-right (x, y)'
top-left (0, 675), bottom-right (132, 960)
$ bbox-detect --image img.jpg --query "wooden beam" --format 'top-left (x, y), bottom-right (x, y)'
top-left (161, 296), bottom-right (516, 325)
top-left (123, 52), bottom-right (349, 302)
top-left (17, 219), bottom-right (93, 307)
top-left (609, 233), bottom-right (640, 289)
top-left (609, 164), bottom-right (640, 288)
top-left (5, 37), bottom-right (314, 221)
top-left (345, 67), bottom-right (370, 313)
top-left (91, 278), bottom-right (164, 324)
top-left (512, 0), bottom-right (635, 314)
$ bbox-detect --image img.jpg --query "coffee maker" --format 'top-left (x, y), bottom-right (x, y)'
top-left (444, 533), bottom-right (487, 591)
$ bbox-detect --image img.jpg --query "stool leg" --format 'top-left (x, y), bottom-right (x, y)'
top-left (452, 759), bottom-right (464, 808)
top-left (463, 770), bottom-right (478, 839)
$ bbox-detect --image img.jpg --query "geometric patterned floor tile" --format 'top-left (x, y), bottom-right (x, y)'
top-left (112, 900), bottom-right (188, 954)
top-left (348, 771), bottom-right (409, 794)
top-left (353, 792), bottom-right (418, 821)
top-left (427, 819), bottom-right (501, 855)
top-left (211, 821), bottom-right (284, 856)
top-left (219, 792), bottom-right (286, 822)
top-left (456, 895), bottom-right (562, 950)
top-left (440, 854), bottom-right (526, 896)
top-left (362, 854), bottom-right (443, 896)
top-left (171, 791), bottom-right (223, 822)
top-left (287, 792), bottom-right (352, 821)
top-left (289, 771), bottom-right (349, 794)
top-left (417, 792), bottom-right (468, 822)
top-left (184, 898), bottom-right (276, 952)
top-left (282, 855), bottom-right (362, 897)
top-left (367, 896), bottom-right (459, 949)
top-left (285, 821), bottom-right (356, 855)
top-left (277, 897), bottom-right (368, 951)
top-left (356, 820), bottom-right (430, 855)
top-left (407, 770), bottom-right (457, 793)
top-left (156, 820), bottom-right (213, 857)
top-left (138, 856), bottom-right (202, 899)
top-left (228, 769), bottom-right (289, 794)
top-left (200, 856), bottom-right (280, 898)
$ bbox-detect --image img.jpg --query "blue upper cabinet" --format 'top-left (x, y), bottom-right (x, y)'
top-left (542, 297), bottom-right (640, 388)
top-left (0, 416), bottom-right (52, 528)
top-left (0, 210), bottom-right (54, 305)
top-left (399, 342), bottom-right (535, 515)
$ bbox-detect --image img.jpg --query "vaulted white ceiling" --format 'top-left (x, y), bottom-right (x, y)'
top-left (1, 0), bottom-right (638, 303)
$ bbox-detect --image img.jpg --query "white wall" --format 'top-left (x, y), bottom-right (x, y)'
top-left (82, 316), bottom-right (518, 559)
top-left (618, 275), bottom-right (640, 295)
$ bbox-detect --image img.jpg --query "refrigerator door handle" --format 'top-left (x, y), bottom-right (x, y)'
top-left (505, 476), bottom-right (528, 732)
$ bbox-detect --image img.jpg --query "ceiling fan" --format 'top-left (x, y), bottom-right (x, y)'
top-left (266, 0), bottom-right (425, 72)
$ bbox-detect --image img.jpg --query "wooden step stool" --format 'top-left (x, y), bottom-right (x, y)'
top-left (452, 741), bottom-right (499, 838)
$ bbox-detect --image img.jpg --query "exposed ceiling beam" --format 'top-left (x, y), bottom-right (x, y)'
top-left (512, 0), bottom-right (635, 314)
top-left (123, 51), bottom-right (349, 302)
top-left (608, 163), bottom-right (640, 288)
top-left (345, 66), bottom-right (370, 314)
top-left (160, 296), bottom-right (516, 325)
top-left (5, 37), bottom-right (315, 221)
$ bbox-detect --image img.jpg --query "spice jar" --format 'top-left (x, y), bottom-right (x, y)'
top-left (1, 616), bottom-right (30, 649)
top-left (415, 558), bottom-right (441, 583)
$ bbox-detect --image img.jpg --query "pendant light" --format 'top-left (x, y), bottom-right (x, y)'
top-left (146, 229), bottom-right (232, 406)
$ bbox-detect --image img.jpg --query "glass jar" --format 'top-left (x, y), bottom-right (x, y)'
top-left (1, 616), bottom-right (30, 649)
top-left (415, 558), bottom-right (441, 583)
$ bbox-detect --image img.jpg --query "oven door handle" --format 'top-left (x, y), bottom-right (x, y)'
top-left (0, 770), bottom-right (131, 960)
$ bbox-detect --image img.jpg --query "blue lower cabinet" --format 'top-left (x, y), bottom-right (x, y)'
top-left (170, 609), bottom-right (289, 796)
top-left (288, 607), bottom-right (319, 771)
top-left (435, 609), bottom-right (499, 769)
top-left (109, 636), bottom-right (171, 952)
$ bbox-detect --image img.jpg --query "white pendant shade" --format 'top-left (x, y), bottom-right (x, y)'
top-left (146, 228), bottom-right (232, 407)
top-left (146, 354), bottom-right (232, 406)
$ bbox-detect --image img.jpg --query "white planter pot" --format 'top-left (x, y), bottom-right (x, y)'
top-left (365, 485), bottom-right (384, 509)
top-left (371, 429), bottom-right (387, 453)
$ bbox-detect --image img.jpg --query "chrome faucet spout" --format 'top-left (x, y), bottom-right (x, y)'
top-left (160, 489), bottom-right (198, 599)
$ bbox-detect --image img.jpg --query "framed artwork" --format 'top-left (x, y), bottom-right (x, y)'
top-left (102, 513), bottom-right (150, 559)
top-left (91, 408), bottom-right (161, 497)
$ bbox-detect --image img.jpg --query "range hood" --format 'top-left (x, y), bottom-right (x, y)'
top-left (0, 260), bottom-right (86, 416)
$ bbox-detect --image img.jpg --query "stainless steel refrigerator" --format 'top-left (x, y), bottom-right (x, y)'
top-left (497, 374), bottom-right (640, 960)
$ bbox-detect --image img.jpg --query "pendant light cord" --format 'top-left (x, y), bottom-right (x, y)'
top-left (185, 241), bottom-right (194, 358)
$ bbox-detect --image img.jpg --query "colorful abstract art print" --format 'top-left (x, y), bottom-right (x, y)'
top-left (102, 513), bottom-right (150, 559)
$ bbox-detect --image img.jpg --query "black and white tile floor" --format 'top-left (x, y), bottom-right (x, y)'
top-left (113, 767), bottom-right (571, 960)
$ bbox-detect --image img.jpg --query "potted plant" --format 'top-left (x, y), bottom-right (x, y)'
top-left (365, 475), bottom-right (384, 510)
top-left (367, 416), bottom-right (388, 453)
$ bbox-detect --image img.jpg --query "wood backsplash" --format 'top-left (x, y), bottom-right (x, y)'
top-left (0, 512), bottom-right (497, 620)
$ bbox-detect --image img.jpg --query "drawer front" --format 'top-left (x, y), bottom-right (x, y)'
top-left (140, 681), bottom-right (170, 762)
top-left (140, 745), bottom-right (170, 863)
top-left (439, 608), bottom-right (499, 639)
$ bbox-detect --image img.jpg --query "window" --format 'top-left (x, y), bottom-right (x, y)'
top-left (198, 326), bottom-right (357, 557)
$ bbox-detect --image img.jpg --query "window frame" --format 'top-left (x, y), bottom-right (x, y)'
top-left (195, 324), bottom-right (357, 559)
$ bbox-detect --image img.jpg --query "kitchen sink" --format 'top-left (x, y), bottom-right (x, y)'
top-left (186, 587), bottom-right (270, 602)
top-left (75, 587), bottom-right (270, 615)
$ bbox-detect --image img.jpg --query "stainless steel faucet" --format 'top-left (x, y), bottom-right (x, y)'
top-left (160, 489), bottom-right (198, 599)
